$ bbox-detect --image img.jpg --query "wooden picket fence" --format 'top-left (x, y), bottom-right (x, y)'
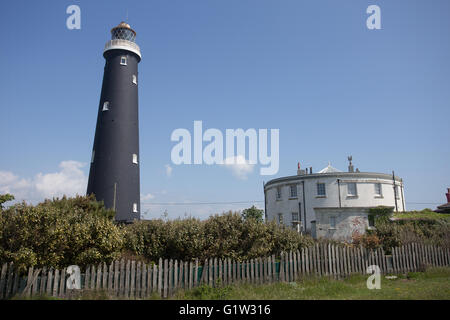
top-left (1, 243), bottom-right (449, 299)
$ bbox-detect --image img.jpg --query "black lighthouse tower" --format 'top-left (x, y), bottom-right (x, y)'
top-left (87, 22), bottom-right (141, 223)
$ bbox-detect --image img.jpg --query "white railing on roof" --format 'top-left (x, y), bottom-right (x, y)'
top-left (103, 39), bottom-right (141, 59)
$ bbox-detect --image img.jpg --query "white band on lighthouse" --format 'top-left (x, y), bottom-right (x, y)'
top-left (104, 39), bottom-right (142, 59)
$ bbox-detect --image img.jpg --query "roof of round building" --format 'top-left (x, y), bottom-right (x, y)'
top-left (318, 162), bottom-right (342, 173)
top-left (264, 166), bottom-right (403, 189)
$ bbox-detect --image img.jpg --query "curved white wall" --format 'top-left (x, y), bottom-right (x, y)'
top-left (264, 172), bottom-right (405, 233)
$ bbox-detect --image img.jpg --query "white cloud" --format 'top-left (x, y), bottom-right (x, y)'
top-left (0, 160), bottom-right (87, 204)
top-left (222, 155), bottom-right (255, 180)
top-left (141, 193), bottom-right (155, 201)
top-left (165, 164), bottom-right (173, 177)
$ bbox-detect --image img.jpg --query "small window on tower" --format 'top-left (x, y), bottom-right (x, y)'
top-left (133, 203), bottom-right (138, 213)
top-left (132, 154), bottom-right (138, 164)
top-left (132, 74), bottom-right (137, 84)
top-left (102, 101), bottom-right (110, 111)
top-left (120, 56), bottom-right (127, 65)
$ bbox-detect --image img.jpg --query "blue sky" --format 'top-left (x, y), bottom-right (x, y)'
top-left (0, 0), bottom-right (449, 219)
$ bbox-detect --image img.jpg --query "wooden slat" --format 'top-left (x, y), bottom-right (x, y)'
top-left (167, 259), bottom-right (172, 297)
top-left (119, 259), bottom-right (124, 297)
top-left (102, 263), bottom-right (108, 291)
top-left (392, 247), bottom-right (398, 273)
top-left (178, 260), bottom-right (184, 288)
top-left (52, 269), bottom-right (59, 297)
top-left (228, 258), bottom-right (232, 286)
top-left (163, 259), bottom-right (168, 298)
top-left (172, 260), bottom-right (178, 295)
top-left (189, 261), bottom-right (193, 290)
top-left (113, 261), bottom-right (119, 295)
top-left (37, 266), bottom-right (46, 296)
top-left (194, 259), bottom-right (199, 287)
top-left (288, 251), bottom-right (293, 282)
top-left (0, 263), bottom-right (7, 299)
top-left (90, 265), bottom-right (96, 290)
top-left (28, 268), bottom-right (41, 298)
top-left (96, 264), bottom-right (102, 290)
top-left (59, 268), bottom-right (66, 298)
top-left (124, 260), bottom-right (131, 298)
top-left (130, 260), bottom-right (136, 298)
top-left (108, 262), bottom-right (113, 293)
top-left (6, 262), bottom-right (15, 298)
top-left (141, 263), bottom-right (147, 298)
top-left (255, 258), bottom-right (260, 284)
top-left (136, 261), bottom-right (141, 299)
top-left (199, 260), bottom-right (206, 285)
top-left (232, 259), bottom-right (236, 284)
top-left (183, 261), bottom-right (188, 290)
top-left (249, 258), bottom-right (254, 284)
top-left (212, 258), bottom-right (217, 287)
top-left (156, 258), bottom-right (162, 296)
top-left (151, 263), bottom-right (157, 294)
top-left (11, 267), bottom-right (19, 298)
top-left (46, 268), bottom-right (53, 296)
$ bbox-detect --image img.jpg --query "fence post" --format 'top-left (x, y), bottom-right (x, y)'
top-left (141, 263), bottom-right (146, 299)
top-left (157, 258), bottom-right (163, 297)
top-left (163, 259), bottom-right (168, 298)
top-left (152, 262), bottom-right (157, 294)
top-left (195, 259), bottom-right (199, 288)
top-left (167, 259), bottom-right (172, 297)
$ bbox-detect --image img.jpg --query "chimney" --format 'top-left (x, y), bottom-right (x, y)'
top-left (446, 188), bottom-right (450, 203)
top-left (348, 155), bottom-right (354, 172)
top-left (310, 167), bottom-right (313, 174)
top-left (297, 162), bottom-right (305, 175)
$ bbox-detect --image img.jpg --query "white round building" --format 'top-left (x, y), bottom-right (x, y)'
top-left (263, 158), bottom-right (405, 240)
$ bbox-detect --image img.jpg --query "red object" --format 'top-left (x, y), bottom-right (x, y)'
top-left (298, 162), bottom-right (300, 170)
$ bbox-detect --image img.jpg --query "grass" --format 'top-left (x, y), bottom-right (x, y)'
top-left (170, 267), bottom-right (450, 300)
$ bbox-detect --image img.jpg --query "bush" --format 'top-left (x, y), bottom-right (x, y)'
top-left (123, 212), bottom-right (314, 262)
top-left (370, 209), bottom-right (450, 252)
top-left (0, 196), bottom-right (124, 272)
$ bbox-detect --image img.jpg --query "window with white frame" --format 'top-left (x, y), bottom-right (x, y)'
top-left (102, 101), bottom-right (110, 111)
top-left (132, 74), bottom-right (137, 84)
top-left (278, 213), bottom-right (283, 225)
top-left (289, 185), bottom-right (297, 198)
top-left (374, 183), bottom-right (382, 196)
top-left (329, 216), bottom-right (336, 229)
top-left (132, 154), bottom-right (138, 164)
top-left (347, 182), bottom-right (357, 196)
top-left (317, 183), bottom-right (326, 196)
top-left (291, 212), bottom-right (299, 222)
top-left (120, 56), bottom-right (127, 65)
top-left (276, 187), bottom-right (282, 200)
top-left (133, 203), bottom-right (138, 213)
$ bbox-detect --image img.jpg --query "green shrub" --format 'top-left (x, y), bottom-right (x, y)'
top-left (0, 196), bottom-right (124, 272)
top-left (123, 212), bottom-right (314, 262)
